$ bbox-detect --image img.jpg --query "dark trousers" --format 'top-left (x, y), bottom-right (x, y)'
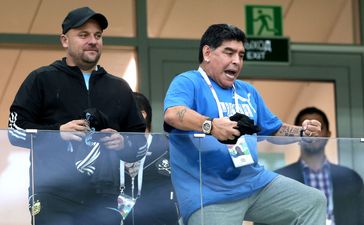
top-left (30, 193), bottom-right (121, 225)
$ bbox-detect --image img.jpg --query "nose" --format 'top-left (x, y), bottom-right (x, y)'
top-left (232, 53), bottom-right (242, 65)
top-left (88, 35), bottom-right (98, 45)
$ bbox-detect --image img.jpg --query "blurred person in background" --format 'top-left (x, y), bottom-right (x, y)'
top-left (276, 107), bottom-right (364, 225)
top-left (122, 92), bottom-right (179, 225)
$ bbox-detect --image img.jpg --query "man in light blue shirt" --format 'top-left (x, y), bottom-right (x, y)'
top-left (164, 24), bottom-right (326, 225)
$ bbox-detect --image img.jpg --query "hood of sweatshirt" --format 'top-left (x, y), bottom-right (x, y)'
top-left (50, 57), bottom-right (108, 78)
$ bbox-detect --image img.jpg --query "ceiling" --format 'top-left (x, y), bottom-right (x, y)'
top-left (0, 0), bottom-right (358, 43)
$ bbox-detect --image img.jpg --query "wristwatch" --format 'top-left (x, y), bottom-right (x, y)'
top-left (202, 118), bottom-right (213, 134)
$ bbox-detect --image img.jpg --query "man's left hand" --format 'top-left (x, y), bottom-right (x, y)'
top-left (302, 119), bottom-right (321, 137)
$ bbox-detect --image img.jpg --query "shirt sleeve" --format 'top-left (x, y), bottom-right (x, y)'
top-left (164, 74), bottom-right (195, 111)
top-left (8, 71), bottom-right (60, 149)
top-left (9, 71), bottom-right (61, 131)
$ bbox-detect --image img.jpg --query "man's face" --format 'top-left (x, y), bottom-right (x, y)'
top-left (203, 40), bottom-right (245, 88)
top-left (299, 113), bottom-right (331, 154)
top-left (61, 19), bottom-right (103, 71)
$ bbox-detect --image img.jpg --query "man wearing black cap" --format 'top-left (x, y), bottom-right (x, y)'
top-left (8, 6), bottom-right (146, 225)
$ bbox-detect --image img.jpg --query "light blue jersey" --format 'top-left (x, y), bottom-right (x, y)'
top-left (164, 70), bottom-right (283, 224)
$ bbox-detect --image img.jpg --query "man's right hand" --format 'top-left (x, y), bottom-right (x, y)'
top-left (211, 117), bottom-right (241, 142)
top-left (60, 119), bottom-right (89, 141)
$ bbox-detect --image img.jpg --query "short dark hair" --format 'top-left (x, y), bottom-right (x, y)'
top-left (133, 92), bottom-right (152, 131)
top-left (198, 24), bottom-right (247, 63)
top-left (294, 107), bottom-right (330, 130)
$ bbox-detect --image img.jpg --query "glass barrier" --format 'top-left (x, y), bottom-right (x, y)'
top-left (176, 134), bottom-right (364, 225)
top-left (0, 129), bottom-right (30, 225)
top-left (2, 129), bottom-right (363, 225)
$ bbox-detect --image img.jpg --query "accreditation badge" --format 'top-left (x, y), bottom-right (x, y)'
top-left (106, 192), bottom-right (136, 223)
top-left (30, 200), bottom-right (41, 216)
top-left (227, 136), bottom-right (254, 168)
top-left (116, 193), bottom-right (136, 220)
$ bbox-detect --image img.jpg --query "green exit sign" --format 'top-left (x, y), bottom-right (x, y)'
top-left (246, 5), bottom-right (283, 37)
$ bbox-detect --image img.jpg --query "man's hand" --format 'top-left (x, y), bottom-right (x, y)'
top-left (211, 117), bottom-right (241, 142)
top-left (99, 128), bottom-right (124, 151)
top-left (60, 119), bottom-right (89, 141)
top-left (301, 119), bottom-right (321, 137)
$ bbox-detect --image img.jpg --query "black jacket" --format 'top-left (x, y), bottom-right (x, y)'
top-left (8, 58), bottom-right (146, 200)
top-left (9, 58), bottom-right (145, 133)
top-left (276, 161), bottom-right (364, 225)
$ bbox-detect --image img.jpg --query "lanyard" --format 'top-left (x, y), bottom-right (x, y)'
top-left (119, 134), bottom-right (153, 198)
top-left (198, 67), bottom-right (239, 118)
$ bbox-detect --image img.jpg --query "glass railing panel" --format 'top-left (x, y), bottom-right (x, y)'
top-left (24, 130), bottom-right (179, 225)
top-left (168, 133), bottom-right (206, 225)
top-left (255, 136), bottom-right (364, 225)
top-left (122, 132), bottom-right (179, 225)
top-left (0, 129), bottom-right (31, 225)
top-left (195, 135), bottom-right (364, 225)
top-left (6, 130), bottom-right (363, 225)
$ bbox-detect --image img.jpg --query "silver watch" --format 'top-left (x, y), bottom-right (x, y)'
top-left (202, 118), bottom-right (213, 134)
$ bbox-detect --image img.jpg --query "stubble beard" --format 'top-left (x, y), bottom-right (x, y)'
top-left (79, 51), bottom-right (101, 71)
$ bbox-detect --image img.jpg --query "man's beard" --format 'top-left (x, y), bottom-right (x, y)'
top-left (79, 52), bottom-right (101, 70)
top-left (302, 146), bottom-right (324, 154)
top-left (301, 139), bottom-right (327, 154)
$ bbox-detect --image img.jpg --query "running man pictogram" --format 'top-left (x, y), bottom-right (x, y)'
top-left (254, 9), bottom-right (278, 35)
top-left (245, 5), bottom-right (283, 37)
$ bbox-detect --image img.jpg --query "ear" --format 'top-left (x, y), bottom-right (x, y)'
top-left (202, 45), bottom-right (212, 62)
top-left (60, 34), bottom-right (68, 48)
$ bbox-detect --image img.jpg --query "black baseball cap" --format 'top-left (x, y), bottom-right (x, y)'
top-left (62, 7), bottom-right (108, 34)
